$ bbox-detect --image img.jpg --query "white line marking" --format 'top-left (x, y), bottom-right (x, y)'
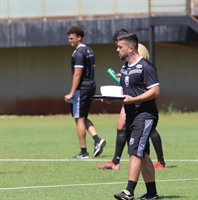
top-left (0, 178), bottom-right (198, 191)
top-left (0, 159), bottom-right (198, 162)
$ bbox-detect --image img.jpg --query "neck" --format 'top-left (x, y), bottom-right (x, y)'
top-left (127, 53), bottom-right (141, 65)
top-left (76, 42), bottom-right (83, 48)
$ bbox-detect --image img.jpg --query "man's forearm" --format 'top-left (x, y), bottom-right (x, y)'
top-left (70, 74), bottom-right (81, 94)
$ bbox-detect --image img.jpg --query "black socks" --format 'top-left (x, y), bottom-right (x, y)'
top-left (126, 180), bottom-right (137, 195)
top-left (145, 182), bottom-right (157, 196)
top-left (112, 130), bottom-right (127, 165)
top-left (81, 148), bottom-right (87, 154)
top-left (93, 135), bottom-right (100, 144)
top-left (150, 130), bottom-right (165, 165)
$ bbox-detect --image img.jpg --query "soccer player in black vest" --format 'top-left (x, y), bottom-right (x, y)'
top-left (114, 33), bottom-right (159, 200)
top-left (97, 29), bottom-right (166, 170)
top-left (64, 26), bottom-right (106, 158)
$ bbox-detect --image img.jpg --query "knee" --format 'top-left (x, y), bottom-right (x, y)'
top-left (116, 120), bottom-right (125, 130)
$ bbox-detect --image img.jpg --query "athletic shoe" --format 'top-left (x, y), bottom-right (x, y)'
top-left (97, 160), bottom-right (120, 170)
top-left (154, 161), bottom-right (167, 169)
top-left (114, 190), bottom-right (134, 200)
top-left (93, 138), bottom-right (106, 157)
top-left (140, 193), bottom-right (159, 199)
top-left (72, 152), bottom-right (89, 159)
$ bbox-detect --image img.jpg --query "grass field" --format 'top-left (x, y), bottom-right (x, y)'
top-left (0, 113), bottom-right (197, 199)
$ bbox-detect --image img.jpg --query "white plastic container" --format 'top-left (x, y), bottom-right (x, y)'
top-left (100, 85), bottom-right (123, 97)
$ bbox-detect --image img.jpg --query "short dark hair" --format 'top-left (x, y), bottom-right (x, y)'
top-left (67, 26), bottom-right (85, 38)
top-left (117, 33), bottom-right (139, 51)
top-left (112, 29), bottom-right (128, 42)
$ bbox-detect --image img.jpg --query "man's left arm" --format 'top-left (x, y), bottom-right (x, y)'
top-left (123, 85), bottom-right (160, 104)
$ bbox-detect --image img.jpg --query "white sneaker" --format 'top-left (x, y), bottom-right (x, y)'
top-left (93, 139), bottom-right (106, 157)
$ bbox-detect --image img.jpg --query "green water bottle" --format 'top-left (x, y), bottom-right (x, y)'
top-left (106, 68), bottom-right (120, 84)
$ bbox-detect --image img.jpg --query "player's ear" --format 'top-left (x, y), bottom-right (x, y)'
top-left (77, 35), bottom-right (82, 41)
top-left (129, 45), bottom-right (134, 52)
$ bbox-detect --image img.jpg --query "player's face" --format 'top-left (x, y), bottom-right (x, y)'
top-left (116, 40), bottom-right (131, 60)
top-left (67, 34), bottom-right (81, 47)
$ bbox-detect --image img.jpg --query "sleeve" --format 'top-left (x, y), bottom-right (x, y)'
top-left (143, 64), bottom-right (159, 89)
top-left (73, 50), bottom-right (84, 68)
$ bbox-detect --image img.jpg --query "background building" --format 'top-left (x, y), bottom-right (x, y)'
top-left (0, 0), bottom-right (198, 115)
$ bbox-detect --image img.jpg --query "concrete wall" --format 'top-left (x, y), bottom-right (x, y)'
top-left (155, 42), bottom-right (197, 111)
top-left (0, 42), bottom-right (197, 114)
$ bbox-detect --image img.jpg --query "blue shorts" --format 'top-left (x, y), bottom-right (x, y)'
top-left (126, 116), bottom-right (158, 157)
top-left (70, 88), bottom-right (95, 119)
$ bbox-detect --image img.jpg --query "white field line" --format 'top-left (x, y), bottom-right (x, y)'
top-left (0, 159), bottom-right (198, 162)
top-left (0, 178), bottom-right (198, 191)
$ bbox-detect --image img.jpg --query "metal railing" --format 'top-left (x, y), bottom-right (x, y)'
top-left (0, 0), bottom-right (197, 23)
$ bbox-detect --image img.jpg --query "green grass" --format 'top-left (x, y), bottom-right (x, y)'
top-left (0, 113), bottom-right (198, 199)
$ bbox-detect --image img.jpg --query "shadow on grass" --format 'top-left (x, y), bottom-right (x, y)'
top-left (159, 195), bottom-right (187, 199)
top-left (164, 165), bottom-right (177, 169)
top-left (96, 154), bottom-right (112, 158)
top-left (135, 196), bottom-right (186, 200)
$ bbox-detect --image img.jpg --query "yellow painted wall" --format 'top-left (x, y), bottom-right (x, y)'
top-left (0, 42), bottom-right (197, 114)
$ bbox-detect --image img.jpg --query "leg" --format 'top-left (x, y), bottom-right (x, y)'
top-left (114, 118), bottom-right (158, 199)
top-left (116, 106), bottom-right (126, 130)
top-left (112, 129), bottom-right (126, 164)
top-left (141, 153), bottom-right (155, 183)
top-left (140, 124), bottom-right (159, 199)
top-left (75, 117), bottom-right (86, 148)
top-left (114, 154), bottom-right (140, 199)
top-left (72, 89), bottom-right (99, 159)
top-left (128, 154), bottom-right (142, 181)
top-left (113, 106), bottom-right (127, 164)
top-left (79, 88), bottom-right (106, 157)
top-left (141, 153), bottom-right (158, 198)
top-left (85, 118), bottom-right (98, 137)
top-left (85, 118), bottom-right (106, 157)
top-left (114, 118), bottom-right (145, 199)
top-left (97, 106), bottom-right (126, 169)
top-left (150, 129), bottom-right (167, 168)
top-left (72, 117), bottom-right (89, 159)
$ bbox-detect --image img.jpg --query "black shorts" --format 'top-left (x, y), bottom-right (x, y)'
top-left (126, 116), bottom-right (158, 157)
top-left (70, 88), bottom-right (95, 119)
